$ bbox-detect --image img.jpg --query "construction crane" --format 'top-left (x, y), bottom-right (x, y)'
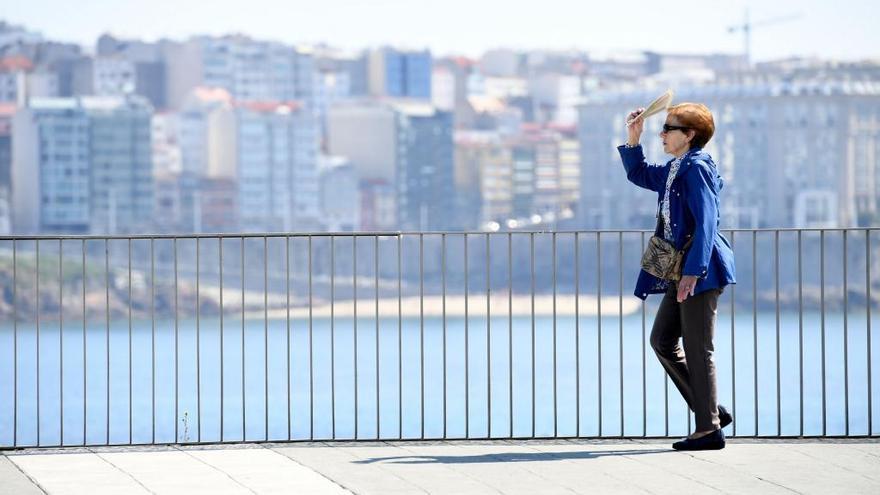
top-left (728, 9), bottom-right (802, 67)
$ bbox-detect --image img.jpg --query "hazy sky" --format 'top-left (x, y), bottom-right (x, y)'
top-left (3, 0), bottom-right (878, 61)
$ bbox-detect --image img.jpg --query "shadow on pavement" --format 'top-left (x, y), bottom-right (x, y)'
top-left (355, 448), bottom-right (673, 464)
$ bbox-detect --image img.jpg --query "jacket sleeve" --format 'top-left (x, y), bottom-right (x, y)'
top-left (618, 144), bottom-right (666, 192)
top-left (682, 162), bottom-right (719, 278)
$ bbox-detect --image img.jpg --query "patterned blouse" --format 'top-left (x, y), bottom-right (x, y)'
top-left (661, 155), bottom-right (684, 241)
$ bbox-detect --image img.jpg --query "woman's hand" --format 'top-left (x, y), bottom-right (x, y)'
top-left (626, 108), bottom-right (645, 145)
top-left (676, 275), bottom-right (698, 303)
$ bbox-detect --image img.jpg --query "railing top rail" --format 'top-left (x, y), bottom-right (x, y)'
top-left (0, 227), bottom-right (878, 241)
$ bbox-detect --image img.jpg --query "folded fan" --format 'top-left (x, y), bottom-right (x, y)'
top-left (626, 89), bottom-right (674, 125)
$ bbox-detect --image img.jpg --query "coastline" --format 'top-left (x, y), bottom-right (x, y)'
top-left (247, 294), bottom-right (642, 319)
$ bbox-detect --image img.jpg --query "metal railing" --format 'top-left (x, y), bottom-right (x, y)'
top-left (0, 228), bottom-right (877, 449)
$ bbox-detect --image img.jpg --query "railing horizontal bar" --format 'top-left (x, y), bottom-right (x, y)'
top-left (5, 432), bottom-right (879, 453)
top-left (3, 226), bottom-right (880, 242)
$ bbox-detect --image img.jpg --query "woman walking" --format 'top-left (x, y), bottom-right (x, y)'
top-left (619, 103), bottom-right (736, 450)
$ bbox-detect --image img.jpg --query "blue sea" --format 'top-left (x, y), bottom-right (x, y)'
top-left (0, 309), bottom-right (877, 447)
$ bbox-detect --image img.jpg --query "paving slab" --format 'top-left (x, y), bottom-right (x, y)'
top-left (273, 443), bottom-right (426, 494)
top-left (7, 451), bottom-right (148, 495)
top-left (2, 439), bottom-right (879, 495)
top-left (0, 455), bottom-right (44, 495)
top-left (186, 447), bottom-right (350, 494)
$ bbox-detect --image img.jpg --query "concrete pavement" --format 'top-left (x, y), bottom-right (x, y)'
top-left (2, 439), bottom-right (879, 494)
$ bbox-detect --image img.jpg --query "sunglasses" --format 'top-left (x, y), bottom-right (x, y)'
top-left (662, 124), bottom-right (690, 133)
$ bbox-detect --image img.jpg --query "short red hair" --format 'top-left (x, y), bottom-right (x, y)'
top-left (667, 103), bottom-right (715, 149)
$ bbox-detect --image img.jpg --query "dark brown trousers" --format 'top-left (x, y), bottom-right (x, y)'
top-left (650, 284), bottom-right (723, 432)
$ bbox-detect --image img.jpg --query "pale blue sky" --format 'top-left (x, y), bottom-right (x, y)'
top-left (3, 0), bottom-right (877, 61)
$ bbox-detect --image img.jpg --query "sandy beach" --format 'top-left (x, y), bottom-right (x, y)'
top-left (228, 292), bottom-right (643, 319)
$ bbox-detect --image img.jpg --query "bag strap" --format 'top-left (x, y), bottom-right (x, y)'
top-left (657, 208), bottom-right (694, 252)
top-left (654, 206), bottom-right (663, 236)
top-left (681, 235), bottom-right (694, 251)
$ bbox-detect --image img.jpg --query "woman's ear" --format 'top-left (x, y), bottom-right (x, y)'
top-left (686, 129), bottom-right (696, 145)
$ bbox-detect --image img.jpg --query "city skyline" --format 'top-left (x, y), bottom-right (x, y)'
top-left (6, 0), bottom-right (879, 62)
top-left (2, 12), bottom-right (879, 235)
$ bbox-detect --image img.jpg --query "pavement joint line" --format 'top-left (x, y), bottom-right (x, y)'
top-left (273, 440), bottom-right (428, 494)
top-left (849, 445), bottom-right (880, 458)
top-left (622, 451), bottom-right (729, 495)
top-left (389, 441), bottom-right (506, 495)
top-left (501, 447), bottom-right (582, 495)
top-left (258, 443), bottom-right (355, 494)
top-left (784, 443), bottom-right (880, 483)
top-left (171, 444), bottom-right (258, 494)
top-left (423, 443), bottom-right (581, 495)
top-left (687, 443), bottom-right (880, 494)
top-left (675, 449), bottom-right (789, 493)
top-left (2, 454), bottom-right (49, 495)
top-left (336, 441), bottom-right (432, 495)
top-left (88, 447), bottom-right (157, 495)
top-left (517, 442), bottom-right (659, 495)
top-left (753, 475), bottom-right (804, 495)
top-left (476, 448), bottom-right (580, 495)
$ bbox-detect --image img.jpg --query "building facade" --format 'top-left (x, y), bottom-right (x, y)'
top-left (11, 95), bottom-right (153, 233)
top-left (12, 98), bottom-right (91, 232)
top-left (208, 101), bottom-right (319, 232)
top-left (164, 36), bottom-right (314, 109)
top-left (395, 102), bottom-right (454, 230)
top-left (84, 95), bottom-right (153, 234)
top-left (579, 80), bottom-right (880, 229)
top-left (368, 47), bottom-right (432, 99)
top-left (326, 99), bottom-right (454, 230)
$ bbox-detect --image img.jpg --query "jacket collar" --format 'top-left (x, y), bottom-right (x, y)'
top-left (667, 147), bottom-right (703, 180)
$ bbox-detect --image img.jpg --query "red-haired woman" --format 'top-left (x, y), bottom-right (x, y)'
top-left (620, 103), bottom-right (737, 450)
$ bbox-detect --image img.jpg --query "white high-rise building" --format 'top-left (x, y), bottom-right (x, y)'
top-left (164, 36), bottom-right (315, 110)
top-left (479, 49), bottom-right (522, 78)
top-left (431, 66), bottom-right (456, 111)
top-left (208, 101), bottom-right (319, 231)
top-left (326, 101), bottom-right (397, 182)
top-left (0, 104), bottom-right (12, 233)
top-left (530, 73), bottom-right (583, 125)
top-left (12, 98), bottom-right (91, 233)
top-left (93, 56), bottom-right (136, 96)
top-left (151, 112), bottom-right (182, 177)
top-left (178, 86), bottom-right (232, 177)
top-left (12, 95), bottom-right (153, 234)
top-left (25, 70), bottom-right (59, 99)
top-left (0, 22), bottom-right (42, 50)
top-left (314, 70), bottom-right (351, 140)
top-left (0, 56), bottom-right (30, 104)
top-left (81, 95), bottom-right (153, 234)
top-left (318, 155), bottom-right (359, 231)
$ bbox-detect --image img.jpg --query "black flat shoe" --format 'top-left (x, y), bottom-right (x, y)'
top-left (718, 404), bottom-right (733, 429)
top-left (672, 428), bottom-right (725, 451)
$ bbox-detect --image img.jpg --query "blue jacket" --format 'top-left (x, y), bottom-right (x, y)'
top-left (618, 144), bottom-right (736, 300)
